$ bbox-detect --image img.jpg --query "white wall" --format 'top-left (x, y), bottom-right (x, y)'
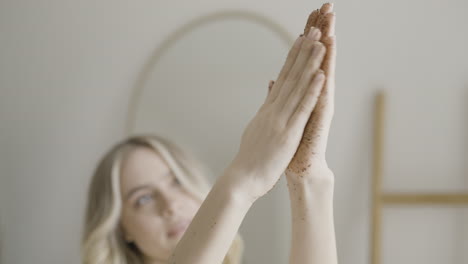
top-left (1, 0), bottom-right (467, 263)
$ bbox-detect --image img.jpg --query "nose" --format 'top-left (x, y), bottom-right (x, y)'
top-left (158, 190), bottom-right (179, 217)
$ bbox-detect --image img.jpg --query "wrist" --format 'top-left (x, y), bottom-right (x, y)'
top-left (217, 163), bottom-right (258, 206)
top-left (286, 169), bottom-right (335, 196)
top-left (287, 176), bottom-right (335, 211)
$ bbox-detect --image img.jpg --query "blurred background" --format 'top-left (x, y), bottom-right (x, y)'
top-left (1, 0), bottom-right (467, 263)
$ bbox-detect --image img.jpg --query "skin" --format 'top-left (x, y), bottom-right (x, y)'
top-left (168, 15), bottom-right (331, 263)
top-left (117, 3), bottom-right (337, 264)
top-left (286, 3), bottom-right (338, 264)
top-left (225, 27), bottom-right (327, 202)
top-left (119, 147), bottom-right (202, 264)
top-left (267, 3), bottom-right (337, 264)
top-left (273, 3), bottom-right (337, 180)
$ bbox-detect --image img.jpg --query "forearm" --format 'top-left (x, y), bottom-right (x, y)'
top-left (168, 165), bottom-right (254, 264)
top-left (286, 174), bottom-right (337, 264)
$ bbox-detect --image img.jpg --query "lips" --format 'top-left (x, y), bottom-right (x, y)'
top-left (168, 220), bottom-right (189, 238)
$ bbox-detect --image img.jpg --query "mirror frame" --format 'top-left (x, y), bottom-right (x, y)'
top-left (124, 9), bottom-right (295, 135)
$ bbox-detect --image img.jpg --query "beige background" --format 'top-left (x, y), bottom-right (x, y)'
top-left (1, 0), bottom-right (467, 263)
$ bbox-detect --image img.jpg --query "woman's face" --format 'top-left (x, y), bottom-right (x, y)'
top-left (119, 146), bottom-right (202, 263)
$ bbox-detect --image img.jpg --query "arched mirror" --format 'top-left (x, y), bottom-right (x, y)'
top-left (126, 10), bottom-right (294, 264)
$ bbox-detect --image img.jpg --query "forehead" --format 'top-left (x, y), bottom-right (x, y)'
top-left (120, 146), bottom-right (171, 190)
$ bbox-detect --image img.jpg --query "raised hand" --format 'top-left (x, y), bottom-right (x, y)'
top-left (226, 27), bottom-right (327, 202)
top-left (285, 2), bottom-right (337, 184)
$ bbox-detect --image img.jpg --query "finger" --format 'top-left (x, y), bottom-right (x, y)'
top-left (268, 80), bottom-right (274, 93)
top-left (321, 35), bottom-right (336, 79)
top-left (266, 36), bottom-right (304, 105)
top-left (306, 38), bottom-right (336, 156)
top-left (317, 3), bottom-right (333, 33)
top-left (287, 70), bottom-right (325, 129)
top-left (304, 9), bottom-right (320, 36)
top-left (320, 2), bottom-right (334, 14)
top-left (318, 36), bottom-right (336, 123)
top-left (306, 26), bottom-right (322, 42)
top-left (264, 80), bottom-right (275, 104)
top-left (274, 27), bottom-right (322, 106)
top-left (320, 12), bottom-right (335, 38)
top-left (298, 5), bottom-right (336, 158)
top-left (282, 41), bottom-right (326, 116)
top-left (304, 82), bottom-right (334, 157)
top-left (316, 11), bottom-right (326, 31)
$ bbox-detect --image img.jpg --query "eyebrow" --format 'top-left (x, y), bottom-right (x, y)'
top-left (124, 171), bottom-right (173, 201)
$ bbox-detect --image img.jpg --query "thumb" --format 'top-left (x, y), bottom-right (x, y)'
top-left (268, 80), bottom-right (274, 94)
top-left (264, 80), bottom-right (275, 103)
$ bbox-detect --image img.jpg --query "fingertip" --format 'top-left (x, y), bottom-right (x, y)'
top-left (304, 9), bottom-right (319, 36)
top-left (320, 2), bottom-right (333, 13)
top-left (316, 30), bottom-right (322, 41)
top-left (327, 12), bottom-right (336, 22)
top-left (314, 41), bottom-right (327, 55)
top-left (315, 70), bottom-right (325, 81)
top-left (268, 80), bottom-right (275, 90)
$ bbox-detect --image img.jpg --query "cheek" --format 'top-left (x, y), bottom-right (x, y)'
top-left (121, 208), bottom-right (166, 241)
top-left (137, 218), bottom-right (166, 244)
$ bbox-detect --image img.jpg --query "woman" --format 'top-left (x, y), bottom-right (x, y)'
top-left (81, 3), bottom-right (337, 264)
top-left (81, 134), bottom-right (244, 264)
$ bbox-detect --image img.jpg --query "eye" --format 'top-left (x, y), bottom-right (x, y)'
top-left (136, 193), bottom-right (154, 206)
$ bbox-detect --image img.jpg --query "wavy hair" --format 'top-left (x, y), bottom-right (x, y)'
top-left (81, 134), bottom-right (244, 264)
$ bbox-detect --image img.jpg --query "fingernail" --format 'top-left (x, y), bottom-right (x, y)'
top-left (316, 72), bottom-right (325, 80)
top-left (307, 26), bottom-right (319, 38)
top-left (312, 28), bottom-right (321, 39)
top-left (317, 70), bottom-right (325, 78)
top-left (312, 42), bottom-right (323, 55)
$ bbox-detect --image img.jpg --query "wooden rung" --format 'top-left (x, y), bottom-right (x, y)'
top-left (382, 193), bottom-right (468, 205)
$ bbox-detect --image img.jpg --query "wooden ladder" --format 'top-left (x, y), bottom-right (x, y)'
top-left (370, 90), bottom-right (468, 264)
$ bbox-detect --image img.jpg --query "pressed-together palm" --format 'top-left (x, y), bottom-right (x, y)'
top-left (268, 2), bottom-right (337, 183)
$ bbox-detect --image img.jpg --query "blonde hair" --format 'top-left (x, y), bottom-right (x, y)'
top-left (81, 133), bottom-right (244, 264)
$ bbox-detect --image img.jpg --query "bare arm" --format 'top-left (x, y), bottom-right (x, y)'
top-left (284, 3), bottom-right (338, 264)
top-left (286, 169), bottom-right (337, 264)
top-left (167, 164), bottom-right (254, 264)
top-left (169, 9), bottom-right (328, 262)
